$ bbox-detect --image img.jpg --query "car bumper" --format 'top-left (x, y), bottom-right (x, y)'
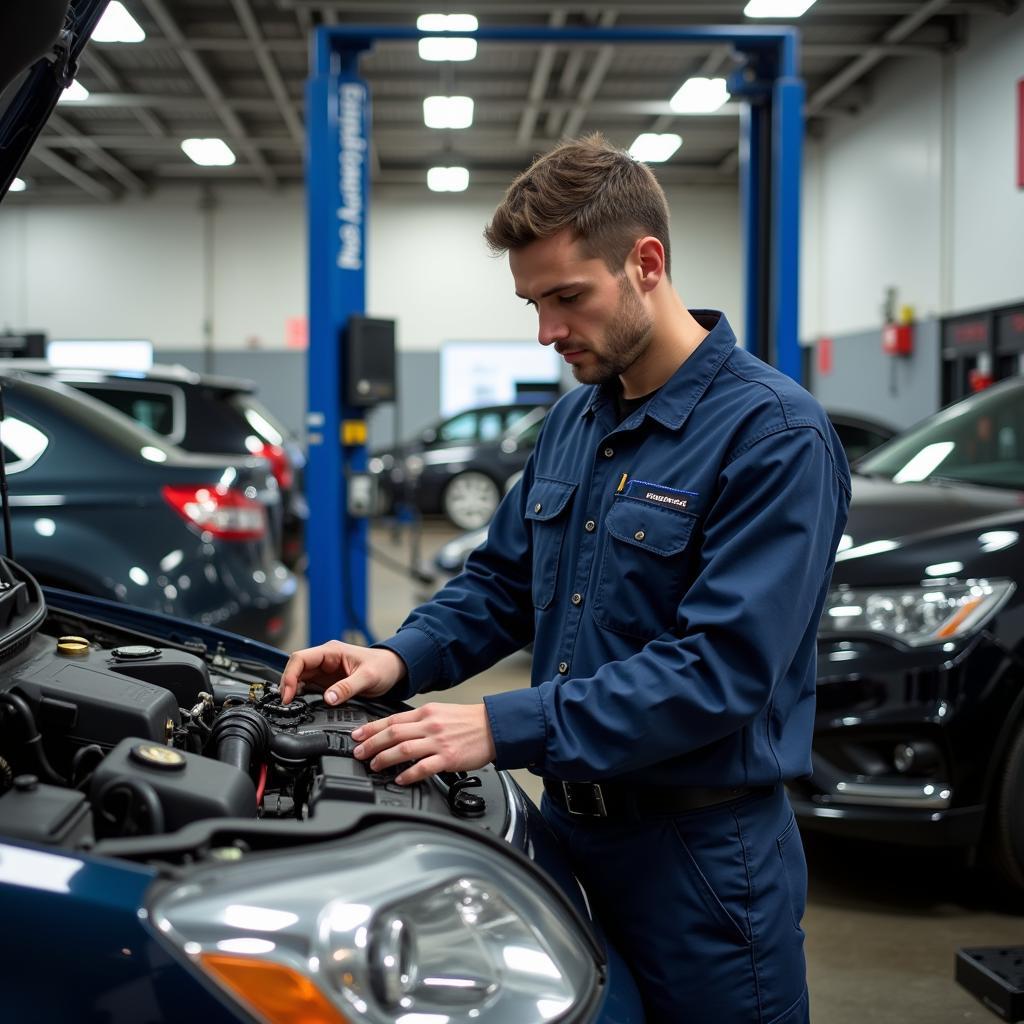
top-left (798, 632), bottom-right (1022, 848)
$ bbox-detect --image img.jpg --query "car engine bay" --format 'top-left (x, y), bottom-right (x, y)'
top-left (0, 558), bottom-right (513, 858)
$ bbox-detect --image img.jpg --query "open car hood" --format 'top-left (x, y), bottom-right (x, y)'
top-left (0, 0), bottom-right (108, 199)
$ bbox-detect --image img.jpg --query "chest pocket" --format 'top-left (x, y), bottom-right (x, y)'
top-left (525, 476), bottom-right (577, 610)
top-left (593, 496), bottom-right (699, 640)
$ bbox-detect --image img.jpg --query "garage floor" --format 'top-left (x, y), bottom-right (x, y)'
top-left (288, 522), bottom-right (1022, 1023)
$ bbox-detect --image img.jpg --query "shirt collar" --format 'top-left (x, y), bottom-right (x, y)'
top-left (582, 309), bottom-right (736, 430)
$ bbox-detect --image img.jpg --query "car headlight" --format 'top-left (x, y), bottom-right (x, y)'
top-left (820, 578), bottom-right (1015, 647)
top-left (149, 824), bottom-right (599, 1024)
top-left (404, 454), bottom-right (424, 478)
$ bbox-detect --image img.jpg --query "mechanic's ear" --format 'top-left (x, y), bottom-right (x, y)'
top-left (633, 236), bottom-right (666, 293)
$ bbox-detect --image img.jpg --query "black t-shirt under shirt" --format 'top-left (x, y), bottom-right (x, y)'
top-left (614, 383), bottom-right (661, 423)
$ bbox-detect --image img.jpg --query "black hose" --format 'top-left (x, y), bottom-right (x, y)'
top-left (0, 692), bottom-right (65, 785)
top-left (70, 744), bottom-right (104, 788)
top-left (270, 730), bottom-right (332, 765)
top-left (210, 707), bottom-right (271, 780)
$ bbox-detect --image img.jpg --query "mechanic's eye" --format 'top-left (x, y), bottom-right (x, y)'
top-left (560, 294), bottom-right (581, 304)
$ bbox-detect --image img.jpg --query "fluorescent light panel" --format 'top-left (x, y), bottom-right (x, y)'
top-left (58, 80), bottom-right (90, 103)
top-left (629, 133), bottom-right (682, 163)
top-left (417, 12), bottom-right (478, 61)
top-left (181, 138), bottom-right (236, 166)
top-left (427, 166), bottom-right (469, 192)
top-left (743, 0), bottom-right (818, 16)
top-left (669, 77), bottom-right (730, 114)
top-left (423, 95), bottom-right (474, 129)
top-left (92, 1), bottom-right (146, 42)
top-left (10, 178), bottom-right (26, 192)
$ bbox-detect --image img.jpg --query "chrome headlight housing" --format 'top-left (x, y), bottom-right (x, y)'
top-left (149, 824), bottom-right (599, 1024)
top-left (820, 578), bottom-right (1015, 647)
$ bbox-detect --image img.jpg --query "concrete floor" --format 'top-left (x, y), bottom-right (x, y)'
top-left (287, 522), bottom-right (1022, 1023)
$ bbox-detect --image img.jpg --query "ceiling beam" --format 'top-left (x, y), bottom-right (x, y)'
top-left (517, 9), bottom-right (566, 147)
top-left (138, 0), bottom-right (278, 187)
top-left (230, 0), bottom-right (305, 144)
top-left (559, 10), bottom-right (619, 140)
top-left (81, 49), bottom-right (168, 139)
top-left (806, 0), bottom-right (951, 116)
top-left (27, 149), bottom-right (115, 200)
top-left (46, 114), bottom-right (147, 193)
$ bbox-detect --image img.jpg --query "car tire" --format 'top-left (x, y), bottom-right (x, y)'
top-left (442, 471), bottom-right (501, 531)
top-left (987, 722), bottom-right (1024, 896)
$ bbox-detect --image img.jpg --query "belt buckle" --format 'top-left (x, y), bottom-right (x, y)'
top-left (563, 781), bottom-right (608, 818)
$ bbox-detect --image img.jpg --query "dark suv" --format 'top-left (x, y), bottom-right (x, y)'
top-left (1, 363), bottom-right (308, 569)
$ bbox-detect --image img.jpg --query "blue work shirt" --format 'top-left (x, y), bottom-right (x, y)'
top-left (380, 311), bottom-right (851, 788)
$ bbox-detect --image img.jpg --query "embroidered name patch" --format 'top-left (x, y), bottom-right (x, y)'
top-left (626, 479), bottom-right (698, 510)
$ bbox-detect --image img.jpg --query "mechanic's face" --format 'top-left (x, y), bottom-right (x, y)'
top-left (511, 229), bottom-right (653, 386)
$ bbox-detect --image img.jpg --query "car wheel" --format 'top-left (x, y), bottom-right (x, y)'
top-left (442, 471), bottom-right (500, 530)
top-left (987, 723), bottom-right (1024, 895)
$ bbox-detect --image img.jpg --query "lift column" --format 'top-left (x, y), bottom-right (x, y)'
top-left (305, 33), bottom-right (372, 645)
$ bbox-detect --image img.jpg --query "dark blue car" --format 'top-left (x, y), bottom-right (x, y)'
top-left (0, 569), bottom-right (642, 1022)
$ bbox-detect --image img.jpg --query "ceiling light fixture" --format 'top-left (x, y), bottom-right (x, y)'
top-left (427, 166), bottom-right (470, 192)
top-left (417, 13), bottom-right (478, 62)
top-left (743, 0), bottom-right (818, 17)
top-left (423, 95), bottom-right (474, 129)
top-left (628, 133), bottom-right (683, 163)
top-left (669, 77), bottom-right (730, 114)
top-left (92, 2), bottom-right (146, 43)
top-left (10, 178), bottom-right (26, 192)
top-left (58, 80), bottom-right (90, 103)
top-left (181, 138), bottom-right (237, 167)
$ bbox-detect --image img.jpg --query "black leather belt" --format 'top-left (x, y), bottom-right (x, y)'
top-left (543, 778), bottom-right (753, 819)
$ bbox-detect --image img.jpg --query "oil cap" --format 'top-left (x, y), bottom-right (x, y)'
top-left (111, 645), bottom-right (160, 660)
top-left (129, 743), bottom-right (186, 771)
top-left (56, 636), bottom-right (90, 657)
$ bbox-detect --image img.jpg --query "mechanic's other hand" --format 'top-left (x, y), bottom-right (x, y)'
top-left (351, 703), bottom-right (496, 785)
top-left (279, 641), bottom-right (406, 706)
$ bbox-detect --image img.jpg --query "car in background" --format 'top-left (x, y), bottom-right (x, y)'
top-left (827, 409), bottom-right (897, 463)
top-left (790, 376), bottom-right (1024, 892)
top-left (370, 401), bottom-right (552, 524)
top-left (1, 362), bottom-right (308, 570)
top-left (373, 403), bottom-right (550, 529)
top-left (0, 370), bottom-right (296, 645)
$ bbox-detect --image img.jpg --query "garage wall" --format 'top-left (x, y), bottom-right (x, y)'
top-left (803, 3), bottom-right (1024, 341)
top-left (0, 181), bottom-right (741, 352)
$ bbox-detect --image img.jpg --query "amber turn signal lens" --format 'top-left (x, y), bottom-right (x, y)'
top-left (200, 954), bottom-right (351, 1024)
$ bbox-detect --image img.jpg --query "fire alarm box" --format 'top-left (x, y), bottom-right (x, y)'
top-left (882, 322), bottom-right (913, 357)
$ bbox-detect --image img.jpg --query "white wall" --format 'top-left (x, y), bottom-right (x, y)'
top-left (802, 3), bottom-right (1024, 341)
top-left (0, 180), bottom-right (741, 352)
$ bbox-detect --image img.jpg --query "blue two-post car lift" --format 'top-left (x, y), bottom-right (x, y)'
top-left (304, 22), bottom-right (804, 645)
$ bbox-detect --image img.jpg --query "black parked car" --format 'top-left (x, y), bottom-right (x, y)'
top-left (1, 362), bottom-right (308, 570)
top-left (0, 371), bottom-right (296, 646)
top-left (791, 376), bottom-right (1024, 890)
top-left (827, 409), bottom-right (897, 463)
top-left (370, 402), bottom-right (550, 527)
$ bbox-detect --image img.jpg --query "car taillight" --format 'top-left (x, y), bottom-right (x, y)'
top-left (162, 485), bottom-right (267, 541)
top-left (255, 442), bottom-right (294, 491)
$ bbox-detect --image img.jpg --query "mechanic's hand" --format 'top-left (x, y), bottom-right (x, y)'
top-left (279, 641), bottom-right (406, 706)
top-left (351, 703), bottom-right (497, 785)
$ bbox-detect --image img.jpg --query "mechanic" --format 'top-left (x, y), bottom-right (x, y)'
top-left (281, 134), bottom-right (851, 1023)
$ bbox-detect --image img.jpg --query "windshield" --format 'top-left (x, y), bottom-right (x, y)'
top-left (858, 380), bottom-right (1024, 490)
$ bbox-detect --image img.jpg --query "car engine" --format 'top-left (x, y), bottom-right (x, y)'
top-left (0, 559), bottom-right (511, 852)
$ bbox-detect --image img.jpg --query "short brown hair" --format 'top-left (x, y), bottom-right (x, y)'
top-left (484, 133), bottom-right (672, 277)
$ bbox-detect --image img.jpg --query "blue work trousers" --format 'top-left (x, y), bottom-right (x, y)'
top-left (541, 784), bottom-right (810, 1024)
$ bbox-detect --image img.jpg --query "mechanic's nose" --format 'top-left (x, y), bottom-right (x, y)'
top-left (538, 314), bottom-right (570, 347)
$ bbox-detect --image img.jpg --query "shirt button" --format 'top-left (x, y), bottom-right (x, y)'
top-left (534, 502), bottom-right (542, 513)
top-left (571, 592), bottom-right (583, 606)
top-left (603, 447), bottom-right (614, 458)
top-left (584, 519), bottom-right (596, 532)
top-left (634, 530), bottom-right (646, 541)
top-left (558, 661), bottom-right (569, 674)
